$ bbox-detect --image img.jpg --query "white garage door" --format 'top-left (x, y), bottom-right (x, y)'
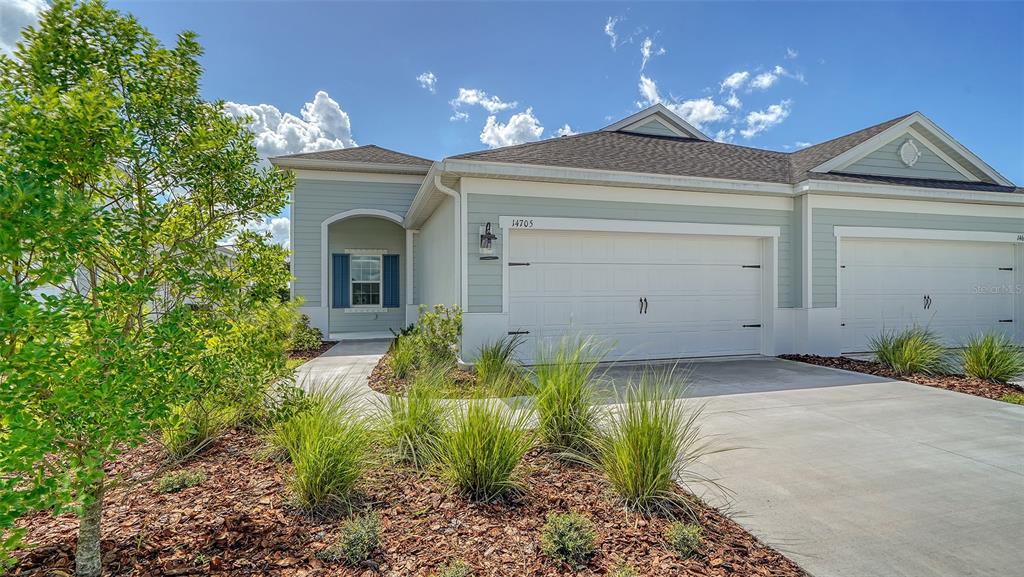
top-left (840, 238), bottom-right (1016, 352)
top-left (508, 229), bottom-right (764, 362)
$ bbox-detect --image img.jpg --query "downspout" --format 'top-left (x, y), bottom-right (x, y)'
top-left (433, 173), bottom-right (464, 310)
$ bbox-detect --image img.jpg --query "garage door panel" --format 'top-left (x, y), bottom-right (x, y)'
top-left (841, 238), bottom-right (1014, 352)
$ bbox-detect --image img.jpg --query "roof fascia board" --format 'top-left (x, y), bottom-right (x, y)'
top-left (833, 125), bottom-right (979, 182)
top-left (443, 158), bottom-right (793, 196)
top-left (601, 103), bottom-right (711, 141)
top-left (809, 112), bottom-right (1013, 186)
top-left (799, 178), bottom-right (1024, 206)
top-left (269, 157), bottom-right (430, 175)
top-left (403, 162), bottom-right (441, 229)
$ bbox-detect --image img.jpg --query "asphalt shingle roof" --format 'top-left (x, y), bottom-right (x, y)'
top-left (273, 145), bottom-right (433, 166)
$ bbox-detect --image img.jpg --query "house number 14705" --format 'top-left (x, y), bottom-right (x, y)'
top-left (510, 218), bottom-right (534, 228)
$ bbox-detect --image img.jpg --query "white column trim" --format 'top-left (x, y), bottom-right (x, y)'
top-left (405, 229), bottom-right (416, 325)
top-left (803, 195), bottom-right (814, 308)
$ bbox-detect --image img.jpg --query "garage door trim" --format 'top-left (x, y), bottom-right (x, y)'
top-left (498, 216), bottom-right (781, 357)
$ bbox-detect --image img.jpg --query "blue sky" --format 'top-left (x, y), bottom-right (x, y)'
top-left (3, 1), bottom-right (1022, 242)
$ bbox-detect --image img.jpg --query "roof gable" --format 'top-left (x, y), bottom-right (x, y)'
top-left (602, 104), bottom-right (710, 141)
top-left (270, 144), bottom-right (433, 167)
top-left (806, 112), bottom-right (1012, 186)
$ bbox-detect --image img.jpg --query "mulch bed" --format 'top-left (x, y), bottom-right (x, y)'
top-left (368, 351), bottom-right (477, 397)
top-left (12, 431), bottom-right (806, 577)
top-left (780, 354), bottom-right (1024, 400)
top-left (287, 341), bottom-right (338, 362)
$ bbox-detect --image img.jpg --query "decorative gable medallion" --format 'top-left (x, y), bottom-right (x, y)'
top-left (898, 139), bottom-right (921, 167)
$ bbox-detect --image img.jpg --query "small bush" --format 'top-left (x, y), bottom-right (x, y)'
top-left (541, 512), bottom-right (596, 567)
top-left (430, 560), bottom-right (475, 577)
top-left (317, 512), bottom-right (380, 566)
top-left (610, 562), bottom-right (639, 577)
top-left (534, 337), bottom-right (606, 455)
top-left (380, 367), bottom-right (450, 468)
top-left (871, 326), bottom-right (949, 376)
top-left (270, 386), bottom-right (372, 514)
top-left (156, 469), bottom-right (206, 493)
top-left (289, 313), bottom-right (324, 352)
top-left (961, 332), bottom-right (1024, 383)
top-left (665, 522), bottom-right (702, 558)
top-left (416, 304), bottom-right (462, 367)
top-left (436, 397), bottom-right (533, 501)
top-left (390, 335), bottom-right (417, 379)
top-left (161, 400), bottom-right (236, 461)
top-left (593, 371), bottom-right (719, 514)
top-left (999, 392), bottom-right (1024, 405)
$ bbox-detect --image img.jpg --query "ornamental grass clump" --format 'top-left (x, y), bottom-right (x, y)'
top-left (390, 334), bottom-right (417, 380)
top-left (379, 366), bottom-right (451, 468)
top-left (541, 512), bottom-right (596, 568)
top-left (593, 370), bottom-right (721, 515)
top-left (960, 332), bottom-right (1024, 383)
top-left (436, 397), bottom-right (533, 501)
top-left (317, 512), bottom-right (380, 566)
top-left (474, 336), bottom-right (531, 396)
top-left (161, 400), bottom-right (237, 462)
top-left (870, 326), bottom-right (949, 376)
top-left (665, 521), bottom-right (702, 558)
top-left (534, 337), bottom-right (606, 455)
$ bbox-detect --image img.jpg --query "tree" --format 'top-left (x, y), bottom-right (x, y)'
top-left (0, 2), bottom-right (293, 574)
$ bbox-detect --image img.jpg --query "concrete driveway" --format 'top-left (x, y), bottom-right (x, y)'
top-left (619, 358), bottom-right (1024, 577)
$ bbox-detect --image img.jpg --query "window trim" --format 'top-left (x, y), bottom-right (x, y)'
top-left (349, 253), bottom-right (383, 308)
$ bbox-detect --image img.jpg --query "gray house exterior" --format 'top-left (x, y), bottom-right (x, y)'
top-left (271, 105), bottom-right (1024, 362)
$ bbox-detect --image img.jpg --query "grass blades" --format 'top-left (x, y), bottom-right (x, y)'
top-left (436, 397), bottom-right (534, 502)
top-left (161, 399), bottom-right (237, 462)
top-left (533, 337), bottom-right (606, 455)
top-left (379, 366), bottom-right (451, 469)
top-left (390, 335), bottom-right (417, 379)
top-left (592, 370), bottom-right (724, 516)
top-left (475, 336), bottom-right (529, 395)
top-left (960, 332), bottom-right (1024, 383)
top-left (871, 326), bottom-right (949, 376)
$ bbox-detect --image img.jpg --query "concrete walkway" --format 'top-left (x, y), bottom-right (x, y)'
top-left (293, 340), bottom-right (390, 409)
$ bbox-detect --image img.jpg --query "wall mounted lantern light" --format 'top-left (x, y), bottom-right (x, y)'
top-left (479, 222), bottom-right (498, 260)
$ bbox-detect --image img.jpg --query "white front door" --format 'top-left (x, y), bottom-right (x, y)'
top-left (508, 229), bottom-right (764, 362)
top-left (840, 238), bottom-right (1015, 352)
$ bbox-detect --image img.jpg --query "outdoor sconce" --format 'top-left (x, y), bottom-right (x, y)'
top-left (479, 222), bottom-right (498, 260)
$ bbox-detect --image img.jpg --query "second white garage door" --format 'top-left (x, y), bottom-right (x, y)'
top-left (840, 238), bottom-right (1016, 352)
top-left (508, 229), bottom-right (765, 362)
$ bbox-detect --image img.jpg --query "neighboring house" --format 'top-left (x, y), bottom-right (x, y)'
top-left (270, 104), bottom-right (1024, 362)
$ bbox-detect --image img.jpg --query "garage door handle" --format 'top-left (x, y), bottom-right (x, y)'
top-left (507, 330), bottom-right (530, 335)
top-left (999, 319), bottom-right (1013, 323)
top-left (743, 324), bottom-right (762, 328)
top-left (642, 298), bottom-right (648, 314)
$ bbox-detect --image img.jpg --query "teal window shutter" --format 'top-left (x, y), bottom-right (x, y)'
top-left (332, 253), bottom-right (350, 308)
top-left (382, 254), bottom-right (400, 308)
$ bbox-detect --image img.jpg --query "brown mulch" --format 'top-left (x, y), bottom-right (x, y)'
top-left (368, 351), bottom-right (477, 396)
top-left (780, 354), bottom-right (1024, 400)
top-left (12, 431), bottom-right (806, 577)
top-left (287, 341), bottom-right (338, 362)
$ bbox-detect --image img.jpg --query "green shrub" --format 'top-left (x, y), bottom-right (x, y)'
top-left (534, 337), bottom-right (606, 455)
top-left (610, 562), bottom-right (639, 577)
top-left (317, 512), bottom-right (380, 566)
top-left (436, 397), bottom-right (533, 501)
top-left (415, 304), bottom-right (462, 367)
top-left (871, 326), bottom-right (949, 376)
top-left (593, 372), bottom-right (718, 514)
top-left (289, 313), bottom-right (324, 352)
top-left (665, 522), bottom-right (702, 558)
top-left (380, 367), bottom-right (450, 468)
top-left (430, 560), bottom-right (475, 577)
top-left (156, 469), bottom-right (206, 493)
top-left (541, 512), bottom-right (596, 567)
top-left (475, 335), bottom-right (530, 395)
top-left (271, 387), bottom-right (372, 514)
top-left (961, 332), bottom-right (1024, 383)
top-left (390, 334), bottom-right (417, 379)
top-left (161, 400), bottom-right (236, 461)
top-left (999, 392), bottom-right (1024, 405)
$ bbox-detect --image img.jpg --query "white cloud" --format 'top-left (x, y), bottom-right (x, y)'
top-left (554, 124), bottom-right (577, 137)
top-left (750, 71), bottom-right (778, 90)
top-left (725, 92), bottom-right (742, 109)
top-left (480, 108), bottom-right (544, 148)
top-left (449, 88), bottom-right (516, 121)
top-left (774, 64), bottom-right (806, 84)
top-left (604, 16), bottom-right (619, 49)
top-left (243, 216), bottom-right (290, 248)
top-left (640, 37), bottom-right (665, 71)
top-left (1, 0), bottom-right (46, 55)
top-left (786, 47), bottom-right (799, 59)
top-left (741, 99), bottom-right (792, 139)
top-left (416, 71), bottom-right (437, 93)
top-left (714, 128), bottom-right (736, 143)
top-left (225, 90), bottom-right (356, 157)
top-left (720, 71), bottom-right (749, 92)
top-left (795, 140), bottom-right (811, 148)
top-left (637, 75), bottom-right (729, 130)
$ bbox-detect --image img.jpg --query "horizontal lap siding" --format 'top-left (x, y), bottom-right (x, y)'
top-left (812, 209), bottom-right (1024, 308)
top-left (467, 193), bottom-right (796, 313)
top-left (844, 139), bottom-right (968, 181)
top-left (291, 178), bottom-right (419, 306)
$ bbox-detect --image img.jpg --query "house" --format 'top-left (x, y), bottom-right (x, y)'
top-left (270, 104), bottom-right (1024, 362)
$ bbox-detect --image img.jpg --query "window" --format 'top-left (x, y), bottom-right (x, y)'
top-left (350, 255), bottom-right (381, 306)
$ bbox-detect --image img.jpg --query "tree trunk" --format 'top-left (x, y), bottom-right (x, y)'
top-left (76, 480), bottom-right (104, 577)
